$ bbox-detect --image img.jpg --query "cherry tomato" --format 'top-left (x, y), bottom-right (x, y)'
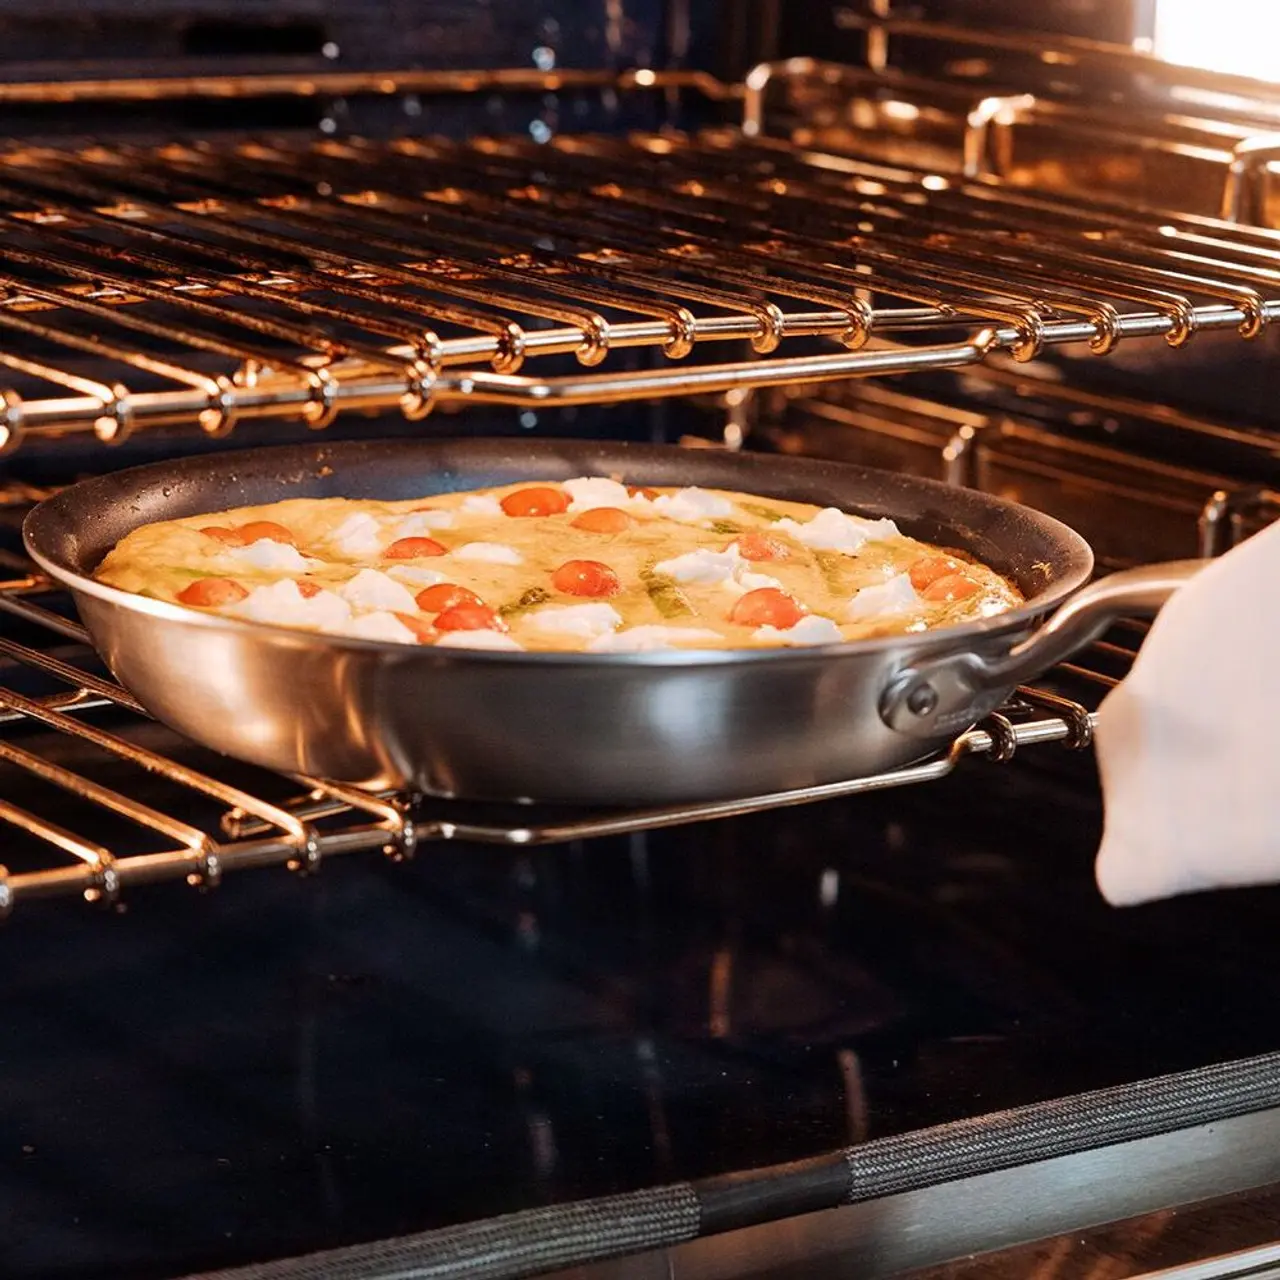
top-left (908, 556), bottom-right (964, 591)
top-left (415, 583), bottom-right (484, 614)
top-left (500, 486), bottom-right (570, 517)
top-left (236, 521), bottom-right (296, 546)
top-left (393, 612), bottom-right (437, 643)
top-left (434, 602), bottom-right (508, 633)
top-left (177, 577), bottom-right (249, 607)
top-left (570, 507), bottom-right (633, 534)
top-left (627, 485), bottom-right (659, 501)
top-left (199, 525), bottom-right (239, 544)
top-left (200, 521), bottom-right (295, 547)
top-left (384, 536), bottom-right (448, 560)
top-left (551, 559), bottom-right (621, 597)
top-left (296, 579), bottom-right (323, 598)
top-left (734, 531), bottom-right (790, 562)
top-left (729, 587), bottom-right (807, 629)
top-left (922, 574), bottom-right (981, 603)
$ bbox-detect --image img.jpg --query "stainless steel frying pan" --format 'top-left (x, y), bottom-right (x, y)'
top-left (23, 438), bottom-right (1198, 803)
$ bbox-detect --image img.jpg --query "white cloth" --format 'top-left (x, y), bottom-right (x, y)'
top-left (1094, 516), bottom-right (1280, 906)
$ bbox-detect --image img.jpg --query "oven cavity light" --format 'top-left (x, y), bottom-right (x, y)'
top-left (1153, 0), bottom-right (1280, 79)
top-left (921, 174), bottom-right (949, 191)
top-left (633, 68), bottom-right (657, 87)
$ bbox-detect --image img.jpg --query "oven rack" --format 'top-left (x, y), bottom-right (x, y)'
top-left (0, 69), bottom-right (1277, 449)
top-left (0, 566), bottom-right (1117, 919)
top-left (832, 9), bottom-right (1280, 101)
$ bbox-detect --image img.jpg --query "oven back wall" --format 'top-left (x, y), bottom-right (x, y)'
top-left (0, 0), bottom-right (718, 481)
top-left (0, 1), bottom-right (670, 71)
top-left (773, 0), bottom-right (1143, 68)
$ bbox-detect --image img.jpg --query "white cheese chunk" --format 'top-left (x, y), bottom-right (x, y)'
top-left (720, 568), bottom-right (785, 598)
top-left (386, 564), bottom-right (451, 588)
top-left (563, 476), bottom-right (634, 512)
top-left (228, 579), bottom-right (351, 631)
top-left (740, 570), bottom-right (785, 591)
top-left (652, 486), bottom-right (733, 523)
top-left (329, 512), bottom-right (385, 559)
top-left (224, 540), bottom-right (318, 573)
top-left (653, 546), bottom-right (742, 585)
top-left (394, 510), bottom-right (455, 536)
top-left (452, 542), bottom-right (523, 565)
top-left (775, 507), bottom-right (900, 554)
top-left (337, 568), bottom-right (418, 614)
top-left (588, 625), bottom-right (723, 653)
top-left (845, 573), bottom-right (919, 621)
top-left (528, 603), bottom-right (623, 639)
top-left (753, 615), bottom-right (844, 647)
top-left (326, 611), bottom-right (418, 644)
top-left (461, 494), bottom-right (503, 517)
top-left (435, 629), bottom-right (525, 651)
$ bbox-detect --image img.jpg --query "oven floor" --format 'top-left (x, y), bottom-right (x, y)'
top-left (3, 747), bottom-right (1280, 1280)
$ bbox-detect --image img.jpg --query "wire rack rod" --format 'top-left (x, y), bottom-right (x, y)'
top-left (0, 569), bottom-right (1106, 919)
top-left (0, 116), bottom-right (1273, 448)
top-left (0, 66), bottom-right (739, 106)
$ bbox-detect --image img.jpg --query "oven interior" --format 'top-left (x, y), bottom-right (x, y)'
top-left (6, 4), bottom-right (1280, 907)
top-left (5, 4), bottom-right (1280, 1280)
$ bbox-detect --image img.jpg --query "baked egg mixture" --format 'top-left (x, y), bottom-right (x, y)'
top-left (94, 478), bottom-right (1023, 653)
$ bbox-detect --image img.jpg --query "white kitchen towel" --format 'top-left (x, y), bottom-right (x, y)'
top-left (1094, 514), bottom-right (1280, 906)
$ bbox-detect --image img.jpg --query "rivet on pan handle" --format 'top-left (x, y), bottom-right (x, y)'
top-left (879, 560), bottom-right (1204, 738)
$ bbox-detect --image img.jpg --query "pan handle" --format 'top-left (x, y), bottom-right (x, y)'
top-left (879, 559), bottom-right (1203, 737)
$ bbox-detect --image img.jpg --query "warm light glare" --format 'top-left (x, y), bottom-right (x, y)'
top-left (880, 99), bottom-right (920, 121)
top-left (1154, 0), bottom-right (1280, 81)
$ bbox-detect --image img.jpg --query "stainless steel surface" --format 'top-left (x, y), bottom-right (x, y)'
top-left (545, 1108), bottom-right (1280, 1280)
top-left (822, 1193), bottom-right (1280, 1280)
top-left (880, 560), bottom-right (1202, 737)
top-left (1131, 1240), bottom-right (1280, 1280)
top-left (0, 574), bottom-right (1115, 913)
top-left (24, 437), bottom-right (1105, 804)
